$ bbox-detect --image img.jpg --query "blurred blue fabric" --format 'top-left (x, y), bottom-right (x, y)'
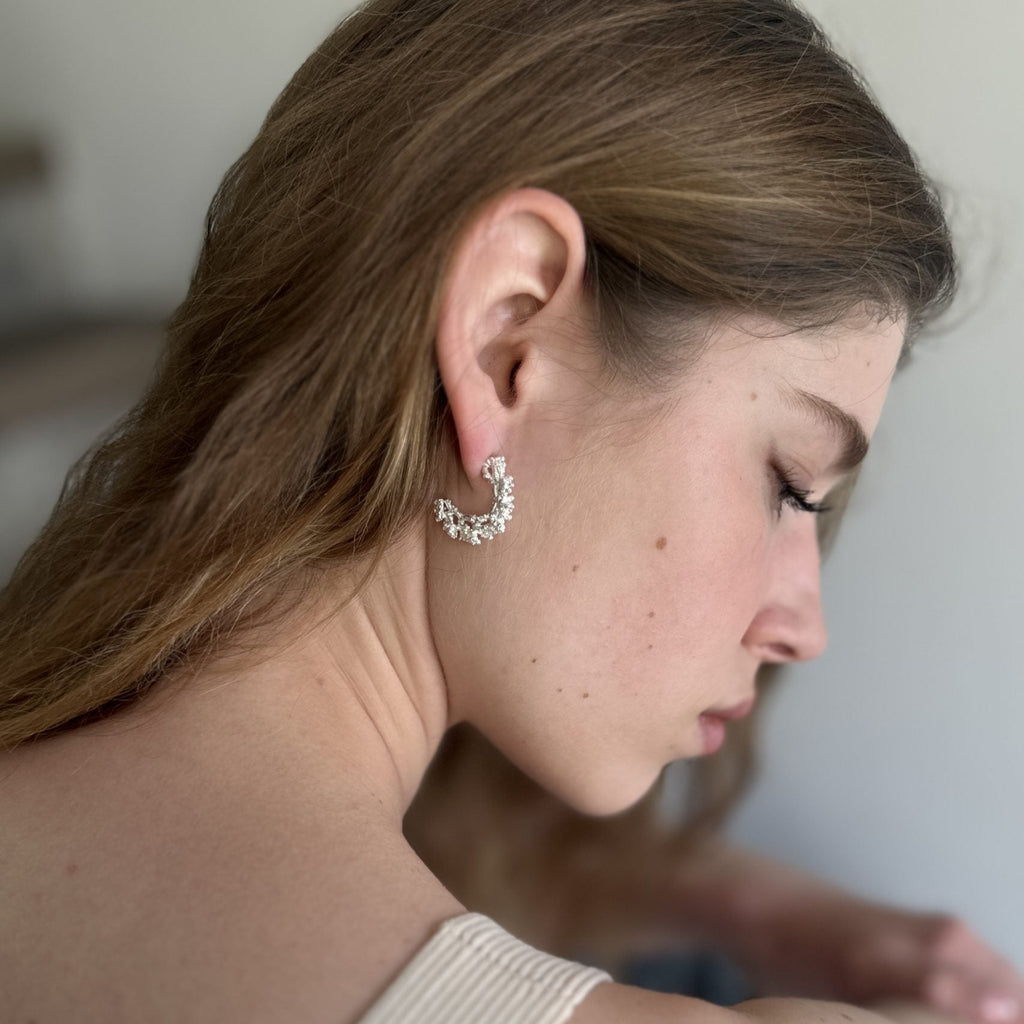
top-left (620, 949), bottom-right (752, 1005)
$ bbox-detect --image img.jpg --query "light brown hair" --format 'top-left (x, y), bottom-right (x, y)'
top-left (0, 0), bottom-right (955, 749)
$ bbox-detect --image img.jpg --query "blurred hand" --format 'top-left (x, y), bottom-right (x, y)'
top-left (661, 843), bottom-right (1023, 1024)
top-left (831, 908), bottom-right (1024, 1024)
top-left (732, 896), bottom-right (1024, 1024)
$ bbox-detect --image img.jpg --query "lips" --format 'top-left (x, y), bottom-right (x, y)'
top-left (697, 696), bottom-right (756, 755)
top-left (705, 696), bottom-right (756, 722)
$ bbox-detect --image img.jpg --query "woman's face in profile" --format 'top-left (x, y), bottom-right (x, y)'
top-left (432, 314), bottom-right (906, 816)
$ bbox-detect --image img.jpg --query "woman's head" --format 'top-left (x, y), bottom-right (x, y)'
top-left (0, 0), bottom-right (955, 756)
top-left (427, 184), bottom-right (907, 812)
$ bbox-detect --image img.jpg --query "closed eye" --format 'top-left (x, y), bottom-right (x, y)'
top-left (774, 464), bottom-right (832, 517)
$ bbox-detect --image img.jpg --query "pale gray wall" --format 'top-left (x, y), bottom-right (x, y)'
top-left (0, 0), bottom-right (346, 314)
top-left (2, 0), bottom-right (1021, 967)
top-left (728, 0), bottom-right (1024, 969)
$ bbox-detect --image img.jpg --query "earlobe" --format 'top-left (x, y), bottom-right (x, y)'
top-left (434, 188), bottom-right (588, 483)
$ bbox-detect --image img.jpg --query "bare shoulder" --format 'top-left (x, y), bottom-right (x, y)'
top-left (572, 987), bottom-right (898, 1024)
top-left (0, 729), bottom-right (464, 1023)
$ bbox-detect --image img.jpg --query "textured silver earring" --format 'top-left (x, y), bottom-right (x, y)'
top-left (434, 455), bottom-right (515, 545)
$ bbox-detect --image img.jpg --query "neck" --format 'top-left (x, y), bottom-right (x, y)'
top-left (131, 522), bottom-right (449, 827)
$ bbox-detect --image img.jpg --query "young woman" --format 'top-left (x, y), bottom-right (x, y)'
top-left (1, 1), bottom-right (1003, 1021)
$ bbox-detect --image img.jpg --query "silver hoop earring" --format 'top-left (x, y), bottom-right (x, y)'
top-left (434, 455), bottom-right (515, 545)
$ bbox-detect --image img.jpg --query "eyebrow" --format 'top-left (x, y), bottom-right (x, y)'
top-left (785, 387), bottom-right (871, 474)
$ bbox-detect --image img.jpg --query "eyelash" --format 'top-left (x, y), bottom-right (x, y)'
top-left (773, 464), bottom-right (832, 518)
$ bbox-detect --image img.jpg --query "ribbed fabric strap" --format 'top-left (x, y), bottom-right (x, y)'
top-left (357, 913), bottom-right (612, 1024)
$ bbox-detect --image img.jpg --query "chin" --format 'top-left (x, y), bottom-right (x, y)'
top-left (478, 721), bottom-right (667, 819)
top-left (548, 762), bottom-right (664, 819)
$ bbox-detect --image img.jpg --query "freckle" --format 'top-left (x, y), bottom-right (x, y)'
top-left (572, 564), bottom-right (579, 572)
top-left (557, 687), bottom-right (563, 693)
top-left (582, 692), bottom-right (590, 699)
top-left (66, 863), bottom-right (78, 876)
top-left (647, 644), bottom-right (653, 650)
top-left (750, 392), bottom-right (758, 402)
top-left (531, 658), bottom-right (537, 664)
top-left (655, 537), bottom-right (667, 550)
top-left (647, 611), bottom-right (655, 619)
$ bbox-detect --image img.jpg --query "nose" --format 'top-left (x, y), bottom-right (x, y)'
top-left (742, 516), bottom-right (828, 664)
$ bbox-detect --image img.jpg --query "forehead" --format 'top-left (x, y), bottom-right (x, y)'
top-left (698, 316), bottom-right (906, 438)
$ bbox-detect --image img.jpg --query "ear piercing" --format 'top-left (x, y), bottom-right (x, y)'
top-left (434, 456), bottom-right (515, 545)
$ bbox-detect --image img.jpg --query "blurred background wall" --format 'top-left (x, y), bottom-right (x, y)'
top-left (2, 0), bottom-right (1021, 966)
top-left (726, 0), bottom-right (1024, 967)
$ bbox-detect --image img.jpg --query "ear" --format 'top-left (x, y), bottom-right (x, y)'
top-left (435, 187), bottom-right (588, 487)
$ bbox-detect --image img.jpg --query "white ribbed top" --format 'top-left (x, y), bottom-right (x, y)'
top-left (357, 913), bottom-right (612, 1024)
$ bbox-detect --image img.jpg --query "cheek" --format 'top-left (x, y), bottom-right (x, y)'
top-left (627, 453), bottom-right (769, 630)
top-left (548, 507), bottom-right (768, 725)
top-left (456, 423), bottom-right (767, 686)
top-left (571, 446), bottom-right (762, 649)
top-left (637, 515), bottom-right (766, 659)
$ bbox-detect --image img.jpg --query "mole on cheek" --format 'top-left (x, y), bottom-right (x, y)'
top-left (647, 611), bottom-right (655, 619)
top-left (572, 564), bottom-right (579, 573)
top-left (750, 392), bottom-right (758, 402)
top-left (582, 692), bottom-right (590, 699)
top-left (655, 537), bottom-right (667, 550)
